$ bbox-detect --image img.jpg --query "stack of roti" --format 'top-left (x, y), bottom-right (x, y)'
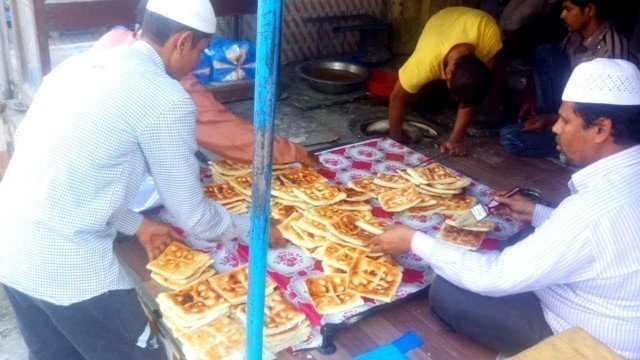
top-left (156, 279), bottom-right (230, 337)
top-left (203, 182), bottom-right (250, 215)
top-left (325, 213), bottom-right (382, 252)
top-left (277, 212), bottom-right (329, 256)
top-left (206, 160), bottom-right (298, 214)
top-left (438, 219), bottom-right (495, 250)
top-left (305, 254), bottom-right (404, 315)
top-left (210, 267), bottom-right (311, 355)
top-left (233, 290), bottom-right (311, 354)
top-left (304, 274), bottom-right (365, 314)
top-left (147, 242), bottom-right (215, 290)
top-left (272, 167), bottom-right (348, 211)
top-left (208, 265), bottom-right (277, 304)
top-left (209, 159), bottom-right (252, 183)
top-left (277, 205), bottom-right (391, 262)
top-left (347, 256), bottom-right (403, 302)
top-left (209, 159), bottom-right (297, 182)
top-left (346, 163), bottom-right (477, 216)
top-left (180, 315), bottom-right (246, 360)
top-left (271, 203), bottom-right (298, 221)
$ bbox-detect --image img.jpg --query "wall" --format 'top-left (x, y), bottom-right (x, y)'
top-left (388, 0), bottom-right (479, 55)
top-left (217, 0), bottom-right (387, 63)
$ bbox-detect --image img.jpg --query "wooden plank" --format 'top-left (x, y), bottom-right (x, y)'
top-left (380, 305), bottom-right (469, 360)
top-left (403, 298), bottom-right (443, 332)
top-left (512, 327), bottom-right (622, 360)
top-left (352, 314), bottom-right (431, 359)
top-left (332, 323), bottom-right (381, 357)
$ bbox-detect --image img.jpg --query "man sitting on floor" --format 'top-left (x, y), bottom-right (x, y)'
top-left (500, 0), bottom-right (633, 158)
top-left (372, 58), bottom-right (640, 358)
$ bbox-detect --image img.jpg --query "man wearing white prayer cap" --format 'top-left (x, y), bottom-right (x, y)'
top-left (371, 58), bottom-right (640, 358)
top-left (0, 0), bottom-right (288, 359)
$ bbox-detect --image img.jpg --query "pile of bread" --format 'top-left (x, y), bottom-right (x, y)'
top-left (348, 164), bottom-right (477, 216)
top-left (148, 245), bottom-right (311, 357)
top-left (207, 159), bottom-right (479, 216)
top-left (205, 160), bottom-right (303, 215)
top-left (203, 159), bottom-right (492, 314)
top-left (147, 242), bottom-right (216, 290)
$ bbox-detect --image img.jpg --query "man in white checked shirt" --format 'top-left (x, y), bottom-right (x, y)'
top-left (0, 0), bottom-right (285, 359)
top-left (373, 58), bottom-right (640, 359)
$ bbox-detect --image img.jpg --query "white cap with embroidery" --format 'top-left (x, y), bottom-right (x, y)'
top-left (146, 0), bottom-right (217, 34)
top-left (562, 58), bottom-right (640, 106)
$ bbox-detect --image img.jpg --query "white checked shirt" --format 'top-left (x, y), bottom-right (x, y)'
top-left (412, 145), bottom-right (640, 359)
top-left (0, 42), bottom-right (249, 305)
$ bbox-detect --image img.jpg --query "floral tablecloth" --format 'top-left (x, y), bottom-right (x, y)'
top-left (159, 137), bottom-right (526, 352)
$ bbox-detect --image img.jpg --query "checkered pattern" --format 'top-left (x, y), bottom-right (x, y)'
top-left (0, 41), bottom-right (249, 305)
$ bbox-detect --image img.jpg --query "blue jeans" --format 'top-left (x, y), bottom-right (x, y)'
top-left (500, 123), bottom-right (559, 158)
top-left (2, 285), bottom-right (166, 360)
top-left (500, 44), bottom-right (569, 158)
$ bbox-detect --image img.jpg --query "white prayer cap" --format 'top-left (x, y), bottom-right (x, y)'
top-left (562, 58), bottom-right (640, 106)
top-left (146, 0), bottom-right (216, 34)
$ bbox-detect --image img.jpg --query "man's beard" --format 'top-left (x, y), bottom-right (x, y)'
top-left (556, 135), bottom-right (570, 166)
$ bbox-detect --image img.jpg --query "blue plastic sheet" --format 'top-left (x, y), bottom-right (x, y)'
top-left (355, 331), bottom-right (425, 360)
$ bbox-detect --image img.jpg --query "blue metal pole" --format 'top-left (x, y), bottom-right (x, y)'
top-left (246, 0), bottom-right (282, 358)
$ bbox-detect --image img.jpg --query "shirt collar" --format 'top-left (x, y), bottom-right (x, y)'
top-left (131, 40), bottom-right (166, 73)
top-left (570, 145), bottom-right (640, 193)
top-left (583, 22), bottom-right (611, 52)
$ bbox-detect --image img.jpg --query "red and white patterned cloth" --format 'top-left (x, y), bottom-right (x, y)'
top-left (160, 137), bottom-right (525, 351)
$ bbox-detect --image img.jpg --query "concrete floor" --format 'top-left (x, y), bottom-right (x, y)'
top-left (0, 287), bottom-right (27, 359)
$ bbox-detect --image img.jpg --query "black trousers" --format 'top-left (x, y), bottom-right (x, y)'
top-left (428, 276), bottom-right (553, 356)
top-left (3, 285), bottom-right (166, 360)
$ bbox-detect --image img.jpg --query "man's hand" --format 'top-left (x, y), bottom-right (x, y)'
top-left (521, 114), bottom-right (557, 133)
top-left (371, 225), bottom-right (416, 255)
top-left (518, 98), bottom-right (536, 121)
top-left (298, 152), bottom-right (327, 170)
top-left (137, 217), bottom-right (185, 261)
top-left (440, 140), bottom-right (468, 156)
top-left (489, 192), bottom-right (536, 222)
top-left (269, 222), bottom-right (289, 248)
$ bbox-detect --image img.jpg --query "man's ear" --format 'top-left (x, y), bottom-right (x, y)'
top-left (584, 4), bottom-right (596, 18)
top-left (445, 65), bottom-right (454, 81)
top-left (175, 31), bottom-right (194, 54)
top-left (591, 117), bottom-right (613, 144)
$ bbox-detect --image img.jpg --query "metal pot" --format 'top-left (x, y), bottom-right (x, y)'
top-left (296, 61), bottom-right (368, 94)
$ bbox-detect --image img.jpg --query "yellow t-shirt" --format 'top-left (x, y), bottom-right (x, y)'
top-left (399, 7), bottom-right (502, 94)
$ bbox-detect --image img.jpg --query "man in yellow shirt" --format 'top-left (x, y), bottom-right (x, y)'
top-left (390, 7), bottom-right (503, 156)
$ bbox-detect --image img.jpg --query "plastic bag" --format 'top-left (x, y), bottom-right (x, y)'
top-left (192, 49), bottom-right (213, 84)
top-left (209, 38), bottom-right (256, 82)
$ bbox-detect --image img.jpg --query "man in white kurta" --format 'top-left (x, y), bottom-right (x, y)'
top-left (373, 58), bottom-right (640, 358)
